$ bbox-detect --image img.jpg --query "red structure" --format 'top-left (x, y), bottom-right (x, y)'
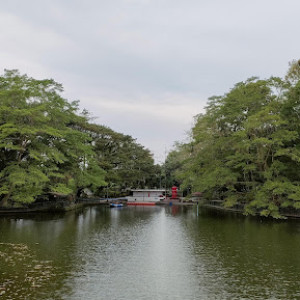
top-left (171, 186), bottom-right (178, 199)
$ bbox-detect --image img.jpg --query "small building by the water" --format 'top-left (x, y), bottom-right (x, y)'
top-left (126, 189), bottom-right (165, 205)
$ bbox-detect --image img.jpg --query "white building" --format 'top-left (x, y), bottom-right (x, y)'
top-left (126, 189), bottom-right (165, 205)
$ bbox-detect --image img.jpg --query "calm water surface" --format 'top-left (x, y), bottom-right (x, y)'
top-left (1, 206), bottom-right (300, 299)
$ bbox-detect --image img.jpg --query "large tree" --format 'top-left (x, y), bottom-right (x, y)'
top-left (0, 70), bottom-right (105, 206)
top-left (82, 123), bottom-right (161, 197)
top-left (172, 61), bottom-right (300, 218)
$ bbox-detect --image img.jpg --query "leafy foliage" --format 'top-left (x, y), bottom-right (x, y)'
top-left (82, 123), bottom-right (162, 197)
top-left (0, 69), bottom-right (160, 206)
top-left (169, 61), bottom-right (300, 218)
top-left (0, 70), bottom-right (106, 206)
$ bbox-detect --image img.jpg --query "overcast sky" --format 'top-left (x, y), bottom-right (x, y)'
top-left (1, 0), bottom-right (300, 163)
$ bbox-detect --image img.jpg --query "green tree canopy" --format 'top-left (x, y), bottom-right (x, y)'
top-left (171, 60), bottom-right (300, 218)
top-left (0, 70), bottom-right (106, 206)
top-left (83, 123), bottom-right (162, 197)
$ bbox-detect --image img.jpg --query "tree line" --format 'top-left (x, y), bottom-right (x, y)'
top-left (0, 70), bottom-right (161, 207)
top-left (166, 60), bottom-right (300, 218)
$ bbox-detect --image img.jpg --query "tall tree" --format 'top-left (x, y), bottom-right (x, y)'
top-left (78, 123), bottom-right (161, 197)
top-left (0, 70), bottom-right (105, 206)
top-left (173, 61), bottom-right (300, 218)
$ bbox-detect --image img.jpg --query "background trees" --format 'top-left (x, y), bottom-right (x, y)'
top-left (0, 70), bottom-right (159, 207)
top-left (168, 61), bottom-right (300, 218)
top-left (80, 123), bottom-right (162, 197)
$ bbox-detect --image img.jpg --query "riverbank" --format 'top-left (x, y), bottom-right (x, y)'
top-left (0, 198), bottom-right (110, 215)
top-left (157, 199), bottom-right (194, 206)
top-left (1, 197), bottom-right (300, 220)
top-left (202, 200), bottom-right (300, 219)
top-left (0, 197), bottom-right (195, 215)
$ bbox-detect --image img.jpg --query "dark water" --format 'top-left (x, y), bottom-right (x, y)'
top-left (1, 206), bottom-right (300, 299)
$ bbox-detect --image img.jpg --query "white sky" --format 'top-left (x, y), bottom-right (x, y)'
top-left (1, 0), bottom-right (300, 163)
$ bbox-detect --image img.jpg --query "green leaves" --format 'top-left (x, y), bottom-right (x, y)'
top-left (171, 61), bottom-right (300, 218)
top-left (50, 183), bottom-right (74, 195)
top-left (0, 164), bottom-right (50, 204)
top-left (0, 70), bottom-right (107, 206)
top-left (0, 69), bottom-right (159, 205)
top-left (88, 123), bottom-right (158, 196)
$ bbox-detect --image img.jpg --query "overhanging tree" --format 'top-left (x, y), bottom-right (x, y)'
top-left (172, 60), bottom-right (300, 218)
top-left (0, 70), bottom-right (106, 206)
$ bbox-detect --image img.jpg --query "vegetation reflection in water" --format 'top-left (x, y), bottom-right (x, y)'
top-left (1, 207), bottom-right (300, 299)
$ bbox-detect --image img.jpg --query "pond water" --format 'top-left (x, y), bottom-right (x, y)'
top-left (1, 205), bottom-right (300, 299)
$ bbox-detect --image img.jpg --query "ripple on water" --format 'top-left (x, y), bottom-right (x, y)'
top-left (2, 206), bottom-right (300, 299)
top-left (0, 243), bottom-right (57, 300)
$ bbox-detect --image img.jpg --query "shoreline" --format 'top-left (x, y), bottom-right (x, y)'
top-left (0, 198), bottom-right (194, 216)
top-left (202, 202), bottom-right (300, 220)
top-left (3, 198), bottom-right (300, 220)
top-left (0, 198), bottom-right (109, 216)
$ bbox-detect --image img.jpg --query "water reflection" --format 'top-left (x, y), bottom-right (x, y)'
top-left (68, 207), bottom-right (201, 300)
top-left (1, 206), bottom-right (300, 299)
top-left (184, 208), bottom-right (300, 299)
